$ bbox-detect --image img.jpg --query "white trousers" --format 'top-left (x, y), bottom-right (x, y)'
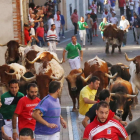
top-left (56, 27), bottom-right (60, 41)
top-left (35, 132), bottom-right (60, 140)
top-left (79, 30), bottom-right (86, 46)
top-left (78, 114), bottom-right (85, 139)
top-left (68, 56), bottom-right (81, 70)
top-left (4, 119), bottom-right (19, 138)
top-left (48, 42), bottom-right (56, 53)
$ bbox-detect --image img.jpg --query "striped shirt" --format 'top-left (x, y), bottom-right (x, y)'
top-left (83, 117), bottom-right (128, 140)
top-left (46, 29), bottom-right (58, 42)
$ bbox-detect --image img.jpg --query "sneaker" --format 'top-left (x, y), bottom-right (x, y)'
top-left (95, 34), bottom-right (98, 37)
top-left (93, 35), bottom-right (95, 37)
top-left (63, 36), bottom-right (65, 38)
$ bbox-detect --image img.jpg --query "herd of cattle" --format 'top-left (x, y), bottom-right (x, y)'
top-left (0, 39), bottom-right (140, 122)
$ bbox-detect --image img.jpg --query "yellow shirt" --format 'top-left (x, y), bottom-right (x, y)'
top-left (79, 85), bottom-right (97, 115)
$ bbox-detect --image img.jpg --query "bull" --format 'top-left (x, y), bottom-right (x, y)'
top-left (103, 24), bottom-right (124, 54)
top-left (110, 77), bottom-right (136, 121)
top-left (66, 69), bottom-right (91, 111)
top-left (84, 56), bottom-right (117, 98)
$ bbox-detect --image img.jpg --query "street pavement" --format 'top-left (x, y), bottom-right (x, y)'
top-left (51, 7), bottom-right (140, 140)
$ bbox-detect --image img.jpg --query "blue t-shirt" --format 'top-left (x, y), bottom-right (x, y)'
top-left (34, 94), bottom-right (61, 135)
top-left (60, 15), bottom-right (65, 25)
top-left (110, 0), bottom-right (116, 7)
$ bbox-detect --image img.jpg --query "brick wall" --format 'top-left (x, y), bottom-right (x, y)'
top-left (12, 0), bottom-right (22, 44)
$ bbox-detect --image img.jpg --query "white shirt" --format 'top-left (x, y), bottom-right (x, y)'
top-left (104, 3), bottom-right (111, 11)
top-left (129, 2), bottom-right (134, 10)
top-left (54, 14), bottom-right (61, 27)
top-left (119, 19), bottom-right (130, 32)
top-left (102, 12), bottom-right (112, 22)
top-left (29, 18), bottom-right (34, 23)
top-left (48, 18), bottom-right (54, 30)
top-left (30, 27), bottom-right (35, 39)
top-left (86, 9), bottom-right (92, 14)
top-left (110, 17), bottom-right (118, 25)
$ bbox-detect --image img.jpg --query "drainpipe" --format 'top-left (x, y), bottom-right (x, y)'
top-left (20, 0), bottom-right (24, 44)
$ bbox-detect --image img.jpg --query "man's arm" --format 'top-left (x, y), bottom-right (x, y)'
top-left (124, 136), bottom-right (129, 140)
top-left (60, 115), bottom-right (67, 129)
top-left (83, 97), bottom-right (97, 104)
top-left (80, 50), bottom-right (83, 61)
top-left (32, 109), bottom-right (58, 128)
top-left (12, 113), bottom-right (18, 140)
top-left (62, 49), bottom-right (67, 63)
top-left (82, 116), bottom-right (90, 128)
top-left (2, 127), bottom-right (13, 140)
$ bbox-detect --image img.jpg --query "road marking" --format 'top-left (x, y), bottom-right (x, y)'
top-left (66, 106), bottom-right (74, 140)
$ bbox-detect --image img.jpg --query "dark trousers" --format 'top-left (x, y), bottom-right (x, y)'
top-left (37, 36), bottom-right (45, 47)
top-left (133, 28), bottom-right (136, 41)
top-left (73, 22), bottom-right (78, 35)
top-left (86, 28), bottom-right (92, 42)
top-left (123, 32), bottom-right (127, 45)
top-left (120, 7), bottom-right (124, 16)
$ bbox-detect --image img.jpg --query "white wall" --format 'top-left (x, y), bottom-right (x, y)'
top-left (0, 0), bottom-right (14, 44)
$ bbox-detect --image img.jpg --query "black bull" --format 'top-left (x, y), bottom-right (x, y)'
top-left (103, 24), bottom-right (124, 54)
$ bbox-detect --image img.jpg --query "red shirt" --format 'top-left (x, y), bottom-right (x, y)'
top-left (36, 27), bottom-right (44, 38)
top-left (119, 0), bottom-right (126, 7)
top-left (83, 116), bottom-right (128, 140)
top-left (71, 13), bottom-right (78, 23)
top-left (14, 96), bottom-right (40, 132)
top-left (24, 28), bottom-right (31, 45)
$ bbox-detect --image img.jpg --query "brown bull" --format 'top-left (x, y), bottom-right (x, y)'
top-left (103, 24), bottom-right (124, 54)
top-left (110, 77), bottom-right (136, 121)
top-left (66, 69), bottom-right (91, 111)
top-left (84, 56), bottom-right (117, 98)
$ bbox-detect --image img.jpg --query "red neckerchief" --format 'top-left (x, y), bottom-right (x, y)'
top-left (105, 11), bottom-right (108, 15)
top-left (91, 12), bottom-right (95, 15)
top-left (97, 99), bottom-right (100, 103)
top-left (57, 14), bottom-right (60, 21)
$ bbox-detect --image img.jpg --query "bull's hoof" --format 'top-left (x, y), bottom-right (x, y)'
top-left (72, 108), bottom-right (78, 112)
top-left (128, 114), bottom-right (132, 121)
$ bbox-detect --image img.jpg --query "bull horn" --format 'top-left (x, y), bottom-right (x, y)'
top-left (126, 94), bottom-right (136, 98)
top-left (21, 75), bottom-right (36, 82)
top-left (81, 74), bottom-right (92, 82)
top-left (125, 53), bottom-right (135, 61)
top-left (110, 93), bottom-right (116, 96)
top-left (53, 56), bottom-right (63, 64)
top-left (50, 74), bottom-right (63, 81)
top-left (25, 55), bottom-right (40, 64)
top-left (0, 43), bottom-right (7, 46)
top-left (121, 66), bottom-right (129, 69)
top-left (5, 67), bottom-right (17, 75)
top-left (105, 72), bottom-right (118, 79)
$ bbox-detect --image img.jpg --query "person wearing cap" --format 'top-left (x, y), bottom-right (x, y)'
top-left (119, 15), bottom-right (130, 46)
top-left (110, 11), bottom-right (118, 25)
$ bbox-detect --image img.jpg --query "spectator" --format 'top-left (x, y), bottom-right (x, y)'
top-left (104, 0), bottom-right (111, 12)
top-left (12, 83), bottom-right (40, 140)
top-left (126, 0), bottom-right (131, 25)
top-left (79, 76), bottom-right (99, 117)
top-left (32, 81), bottom-right (67, 140)
top-left (30, 22), bottom-right (39, 45)
top-left (86, 14), bottom-right (93, 45)
top-left (47, 14), bottom-right (54, 30)
top-left (86, 6), bottom-right (92, 14)
top-left (46, 24), bottom-right (58, 53)
top-left (54, 10), bottom-right (61, 42)
top-left (126, 117), bottom-right (140, 140)
top-left (119, 15), bottom-right (130, 46)
top-left (90, 1), bottom-right (97, 14)
top-left (82, 89), bottom-right (127, 128)
top-left (71, 9), bottom-right (79, 35)
top-left (77, 17), bottom-right (88, 48)
top-left (102, 8), bottom-right (111, 22)
top-left (134, 0), bottom-right (139, 15)
top-left (19, 128), bottom-right (34, 140)
top-left (36, 21), bottom-right (45, 47)
top-left (132, 13), bottom-right (140, 44)
top-left (99, 17), bottom-right (109, 40)
top-left (62, 36), bottom-right (83, 70)
top-left (24, 24), bottom-right (32, 45)
top-left (118, 0), bottom-right (126, 16)
top-left (110, 11), bottom-right (118, 25)
top-left (99, 0), bottom-right (104, 14)
top-left (0, 79), bottom-right (24, 138)
top-left (130, 13), bottom-right (136, 41)
top-left (110, 0), bottom-right (116, 9)
top-left (83, 101), bottom-right (129, 140)
top-left (129, 0), bottom-right (134, 18)
top-left (60, 11), bottom-right (65, 38)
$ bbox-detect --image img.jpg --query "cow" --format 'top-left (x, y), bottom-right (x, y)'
top-left (22, 59), bottom-right (64, 100)
top-left (125, 53), bottom-right (140, 104)
top-left (0, 63), bottom-right (26, 95)
top-left (110, 77), bottom-right (136, 121)
top-left (84, 56), bottom-right (117, 98)
top-left (103, 24), bottom-right (124, 54)
top-left (66, 69), bottom-right (91, 112)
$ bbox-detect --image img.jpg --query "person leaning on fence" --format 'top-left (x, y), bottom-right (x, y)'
top-left (62, 35), bottom-right (83, 70)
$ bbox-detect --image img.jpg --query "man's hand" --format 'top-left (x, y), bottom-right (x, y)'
top-left (47, 123), bottom-right (58, 129)
top-left (13, 132), bottom-right (18, 140)
top-left (8, 137), bottom-right (13, 140)
top-left (80, 57), bottom-right (83, 61)
top-left (56, 42), bottom-right (58, 45)
top-left (60, 119), bottom-right (67, 128)
top-left (47, 43), bottom-right (50, 46)
top-left (62, 59), bottom-right (65, 63)
top-left (120, 121), bottom-right (127, 126)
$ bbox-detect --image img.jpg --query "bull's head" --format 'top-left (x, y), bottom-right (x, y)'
top-left (0, 65), bottom-right (17, 85)
top-left (110, 92), bottom-right (136, 120)
top-left (66, 70), bottom-right (91, 91)
top-left (125, 53), bottom-right (140, 74)
top-left (26, 51), bottom-right (63, 64)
